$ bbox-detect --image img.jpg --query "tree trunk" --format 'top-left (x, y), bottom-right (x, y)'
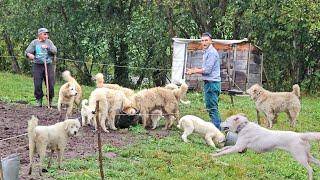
top-left (3, 31), bottom-right (20, 73)
top-left (114, 42), bottom-right (130, 86)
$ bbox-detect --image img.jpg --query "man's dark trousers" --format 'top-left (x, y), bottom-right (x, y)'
top-left (32, 63), bottom-right (55, 101)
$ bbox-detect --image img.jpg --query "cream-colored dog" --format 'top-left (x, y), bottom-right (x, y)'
top-left (81, 99), bottom-right (92, 126)
top-left (93, 73), bottom-right (135, 97)
top-left (87, 87), bottom-right (137, 132)
top-left (131, 83), bottom-right (188, 129)
top-left (149, 109), bottom-right (163, 130)
top-left (58, 70), bottom-right (82, 119)
top-left (177, 115), bottom-right (225, 148)
top-left (211, 113), bottom-right (320, 180)
top-left (165, 83), bottom-right (190, 104)
top-left (28, 115), bottom-right (81, 176)
top-left (246, 84), bottom-right (300, 128)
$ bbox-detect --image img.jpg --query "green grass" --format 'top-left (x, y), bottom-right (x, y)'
top-left (1, 72), bottom-right (320, 179)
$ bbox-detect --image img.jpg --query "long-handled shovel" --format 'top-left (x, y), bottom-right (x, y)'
top-left (44, 58), bottom-right (50, 108)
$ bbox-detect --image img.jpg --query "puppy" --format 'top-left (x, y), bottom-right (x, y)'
top-left (28, 115), bottom-right (81, 176)
top-left (246, 84), bottom-right (300, 128)
top-left (177, 115), bottom-right (225, 148)
top-left (81, 99), bottom-right (92, 126)
top-left (57, 70), bottom-right (82, 119)
top-left (211, 114), bottom-right (320, 180)
top-left (150, 109), bottom-right (163, 130)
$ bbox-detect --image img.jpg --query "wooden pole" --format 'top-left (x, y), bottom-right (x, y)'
top-left (43, 59), bottom-right (50, 108)
top-left (95, 101), bottom-right (104, 179)
top-left (226, 54), bottom-right (234, 106)
top-left (0, 159), bottom-right (3, 180)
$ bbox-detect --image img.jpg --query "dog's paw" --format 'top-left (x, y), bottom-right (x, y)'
top-left (215, 148), bottom-right (223, 153)
top-left (238, 148), bottom-right (247, 153)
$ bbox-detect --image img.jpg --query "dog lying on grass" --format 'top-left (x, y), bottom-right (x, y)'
top-left (246, 84), bottom-right (300, 128)
top-left (211, 113), bottom-right (320, 180)
top-left (28, 115), bottom-right (81, 176)
top-left (177, 115), bottom-right (225, 148)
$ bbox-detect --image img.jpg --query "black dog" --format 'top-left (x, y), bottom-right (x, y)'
top-left (115, 110), bottom-right (140, 129)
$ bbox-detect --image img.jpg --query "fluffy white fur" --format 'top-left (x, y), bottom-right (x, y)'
top-left (81, 99), bottom-right (92, 126)
top-left (177, 115), bottom-right (225, 148)
top-left (211, 114), bottom-right (320, 180)
top-left (165, 83), bottom-right (190, 104)
top-left (93, 73), bottom-right (135, 98)
top-left (246, 84), bottom-right (301, 128)
top-left (149, 109), bottom-right (163, 130)
top-left (28, 115), bottom-right (81, 176)
top-left (57, 70), bottom-right (82, 119)
top-left (86, 88), bottom-right (109, 132)
top-left (131, 83), bottom-right (188, 129)
top-left (87, 88), bottom-right (136, 132)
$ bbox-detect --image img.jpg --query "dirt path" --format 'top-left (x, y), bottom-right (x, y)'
top-left (0, 102), bottom-right (171, 179)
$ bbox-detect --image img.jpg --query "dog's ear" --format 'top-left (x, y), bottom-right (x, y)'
top-left (64, 121), bottom-right (70, 131)
top-left (66, 83), bottom-right (70, 88)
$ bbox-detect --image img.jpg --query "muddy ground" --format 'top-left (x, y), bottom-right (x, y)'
top-left (0, 102), bottom-right (171, 179)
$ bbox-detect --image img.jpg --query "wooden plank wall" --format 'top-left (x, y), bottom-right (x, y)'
top-left (184, 42), bottom-right (262, 91)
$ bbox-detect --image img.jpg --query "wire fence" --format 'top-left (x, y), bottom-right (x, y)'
top-left (0, 53), bottom-right (229, 153)
top-left (0, 55), bottom-right (187, 72)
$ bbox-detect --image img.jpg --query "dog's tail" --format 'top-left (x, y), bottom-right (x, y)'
top-left (292, 84), bottom-right (300, 97)
top-left (92, 73), bottom-right (106, 88)
top-left (173, 83), bottom-right (190, 104)
top-left (81, 99), bottom-right (89, 107)
top-left (299, 132), bottom-right (320, 141)
top-left (28, 115), bottom-right (38, 140)
top-left (62, 70), bottom-right (75, 82)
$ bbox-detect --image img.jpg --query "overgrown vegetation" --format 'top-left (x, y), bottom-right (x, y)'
top-left (0, 1), bottom-right (319, 92)
top-left (0, 72), bottom-right (320, 179)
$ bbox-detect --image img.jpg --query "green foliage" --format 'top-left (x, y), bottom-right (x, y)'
top-left (0, 1), bottom-right (319, 90)
top-left (240, 0), bottom-right (320, 92)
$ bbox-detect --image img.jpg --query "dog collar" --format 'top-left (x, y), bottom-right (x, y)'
top-left (236, 121), bottom-right (248, 133)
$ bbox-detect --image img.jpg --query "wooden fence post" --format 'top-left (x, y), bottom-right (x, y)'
top-left (95, 101), bottom-right (104, 179)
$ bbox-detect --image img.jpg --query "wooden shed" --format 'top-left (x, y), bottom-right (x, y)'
top-left (171, 38), bottom-right (264, 92)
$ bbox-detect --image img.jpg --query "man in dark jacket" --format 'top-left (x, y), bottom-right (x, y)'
top-left (25, 28), bottom-right (57, 107)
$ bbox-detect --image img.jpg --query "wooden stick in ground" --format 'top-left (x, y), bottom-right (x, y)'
top-left (95, 101), bottom-right (105, 179)
top-left (43, 59), bottom-right (50, 108)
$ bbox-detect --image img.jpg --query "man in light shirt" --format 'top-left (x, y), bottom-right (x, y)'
top-left (186, 32), bottom-right (221, 129)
